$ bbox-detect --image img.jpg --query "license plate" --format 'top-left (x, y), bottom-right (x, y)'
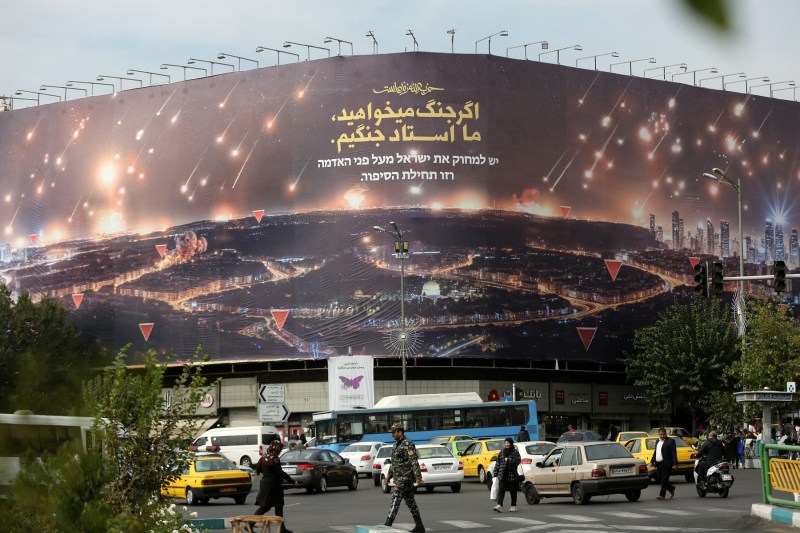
top-left (721, 474), bottom-right (732, 481)
top-left (433, 464), bottom-right (450, 471)
top-left (284, 467), bottom-right (296, 474)
top-left (220, 487), bottom-right (236, 493)
top-left (611, 467), bottom-right (633, 475)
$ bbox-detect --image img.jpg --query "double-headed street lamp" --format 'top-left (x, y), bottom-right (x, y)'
top-left (284, 41), bottom-right (330, 61)
top-left (773, 85), bottom-right (800, 100)
top-left (188, 58), bottom-right (234, 75)
top-left (539, 44), bottom-right (581, 64)
top-left (702, 168), bottom-right (745, 298)
top-left (610, 57), bottom-right (656, 76)
top-left (66, 80), bottom-right (115, 95)
top-left (15, 89), bottom-right (61, 104)
top-left (644, 62), bottom-right (686, 80)
top-left (127, 69), bottom-right (170, 86)
top-left (749, 80), bottom-right (794, 97)
top-left (698, 72), bottom-right (745, 89)
top-left (507, 40), bottom-right (548, 60)
top-left (255, 46), bottom-right (300, 65)
top-left (98, 74), bottom-right (143, 89)
top-left (722, 76), bottom-right (768, 92)
top-left (405, 30), bottom-right (419, 52)
top-left (40, 84), bottom-right (86, 100)
top-left (218, 52), bottom-right (259, 71)
top-left (324, 36), bottom-right (353, 56)
top-left (475, 30), bottom-right (508, 54)
top-left (575, 51), bottom-right (618, 70)
top-left (160, 63), bottom-right (207, 80)
top-left (5, 95), bottom-right (37, 109)
top-left (366, 31), bottom-right (378, 54)
top-left (672, 67), bottom-right (717, 85)
top-left (373, 222), bottom-right (410, 395)
top-left (447, 29), bottom-right (456, 53)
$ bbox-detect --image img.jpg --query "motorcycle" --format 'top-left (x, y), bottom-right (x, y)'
top-left (693, 459), bottom-right (734, 498)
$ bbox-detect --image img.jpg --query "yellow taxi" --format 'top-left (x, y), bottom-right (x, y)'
top-left (614, 431), bottom-right (647, 442)
top-left (647, 427), bottom-right (699, 448)
top-left (161, 452), bottom-right (252, 506)
top-left (623, 436), bottom-right (697, 483)
top-left (459, 439), bottom-right (505, 483)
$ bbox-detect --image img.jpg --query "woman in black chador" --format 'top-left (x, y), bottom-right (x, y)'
top-left (254, 439), bottom-right (299, 533)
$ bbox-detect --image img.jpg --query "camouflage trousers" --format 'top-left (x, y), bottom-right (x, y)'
top-left (386, 479), bottom-right (421, 524)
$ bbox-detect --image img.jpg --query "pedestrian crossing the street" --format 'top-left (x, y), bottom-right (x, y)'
top-left (345, 507), bottom-right (740, 532)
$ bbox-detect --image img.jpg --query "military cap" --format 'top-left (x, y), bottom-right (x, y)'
top-left (390, 423), bottom-right (405, 432)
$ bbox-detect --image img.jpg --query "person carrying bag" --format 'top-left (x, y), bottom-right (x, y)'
top-left (492, 437), bottom-right (521, 512)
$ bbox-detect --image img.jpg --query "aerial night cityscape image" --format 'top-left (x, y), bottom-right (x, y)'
top-left (1, 53), bottom-right (799, 364)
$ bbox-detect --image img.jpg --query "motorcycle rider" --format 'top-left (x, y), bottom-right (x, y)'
top-left (695, 430), bottom-right (725, 486)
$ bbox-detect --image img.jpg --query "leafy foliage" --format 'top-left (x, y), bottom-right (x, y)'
top-left (683, 0), bottom-right (730, 29)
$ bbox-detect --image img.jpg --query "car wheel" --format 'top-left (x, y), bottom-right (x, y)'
top-left (240, 456), bottom-right (253, 468)
top-left (425, 486), bottom-right (434, 493)
top-left (451, 483), bottom-right (461, 493)
top-left (185, 487), bottom-right (197, 506)
top-left (317, 475), bottom-right (328, 493)
top-left (381, 475), bottom-right (391, 493)
top-left (524, 483), bottom-right (540, 505)
top-left (373, 475), bottom-right (380, 487)
top-left (685, 472), bottom-right (694, 483)
top-left (571, 483), bottom-right (590, 505)
top-left (625, 490), bottom-right (641, 502)
top-left (233, 495), bottom-right (246, 505)
top-left (478, 466), bottom-right (486, 484)
top-left (348, 472), bottom-right (359, 490)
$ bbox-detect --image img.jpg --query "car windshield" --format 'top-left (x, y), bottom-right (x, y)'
top-left (428, 436), bottom-right (448, 444)
top-left (419, 447), bottom-right (454, 458)
top-left (584, 443), bottom-right (633, 460)
top-left (376, 447), bottom-right (392, 458)
top-left (282, 450), bottom-right (318, 462)
top-left (195, 458), bottom-right (237, 472)
top-left (455, 440), bottom-right (474, 452)
top-left (645, 437), bottom-right (689, 450)
top-left (343, 444), bottom-right (373, 453)
top-left (524, 443), bottom-right (555, 455)
top-left (486, 441), bottom-right (503, 451)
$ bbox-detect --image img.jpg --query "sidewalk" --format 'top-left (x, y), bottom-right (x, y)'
top-left (752, 503), bottom-right (800, 528)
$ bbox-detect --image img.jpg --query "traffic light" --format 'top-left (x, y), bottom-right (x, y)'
top-left (693, 263), bottom-right (708, 297)
top-left (711, 262), bottom-right (724, 295)
top-left (774, 260), bottom-right (787, 293)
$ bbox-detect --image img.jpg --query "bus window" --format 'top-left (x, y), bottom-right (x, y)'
top-left (316, 419), bottom-right (337, 444)
top-left (364, 414), bottom-right (389, 435)
top-left (510, 405), bottom-right (528, 426)
top-left (337, 414), bottom-right (364, 443)
top-left (412, 411), bottom-right (439, 432)
top-left (487, 406), bottom-right (511, 427)
top-left (440, 409), bottom-right (464, 429)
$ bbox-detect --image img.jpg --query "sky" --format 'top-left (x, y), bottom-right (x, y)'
top-left (1, 0), bottom-right (799, 102)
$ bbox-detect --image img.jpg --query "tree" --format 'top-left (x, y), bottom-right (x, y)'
top-left (623, 294), bottom-right (739, 431)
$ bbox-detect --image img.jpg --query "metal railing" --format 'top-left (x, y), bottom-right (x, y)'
top-left (760, 443), bottom-right (800, 508)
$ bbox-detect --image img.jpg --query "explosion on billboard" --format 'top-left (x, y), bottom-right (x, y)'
top-left (161, 231), bottom-right (208, 266)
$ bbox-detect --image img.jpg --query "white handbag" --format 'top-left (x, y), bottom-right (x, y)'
top-left (489, 476), bottom-right (499, 500)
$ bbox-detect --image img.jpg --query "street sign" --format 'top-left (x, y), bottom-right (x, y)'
top-left (789, 382), bottom-right (796, 393)
top-left (259, 403), bottom-right (291, 423)
top-left (258, 384), bottom-right (285, 404)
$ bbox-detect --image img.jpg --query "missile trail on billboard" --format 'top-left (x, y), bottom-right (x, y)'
top-left (232, 138), bottom-right (260, 189)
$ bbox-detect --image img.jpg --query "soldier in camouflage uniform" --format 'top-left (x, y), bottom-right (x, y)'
top-left (384, 423), bottom-right (425, 533)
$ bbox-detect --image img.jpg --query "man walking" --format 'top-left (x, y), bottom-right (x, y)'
top-left (516, 425), bottom-right (530, 442)
top-left (650, 427), bottom-right (677, 500)
top-left (384, 423), bottom-right (425, 533)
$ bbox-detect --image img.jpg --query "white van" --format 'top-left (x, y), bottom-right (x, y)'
top-left (191, 425), bottom-right (280, 468)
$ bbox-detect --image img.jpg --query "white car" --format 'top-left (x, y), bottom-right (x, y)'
top-left (486, 441), bottom-right (557, 489)
top-left (380, 444), bottom-right (464, 493)
top-left (340, 441), bottom-right (384, 478)
top-left (372, 445), bottom-right (394, 486)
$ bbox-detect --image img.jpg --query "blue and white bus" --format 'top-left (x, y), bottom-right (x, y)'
top-left (312, 393), bottom-right (539, 452)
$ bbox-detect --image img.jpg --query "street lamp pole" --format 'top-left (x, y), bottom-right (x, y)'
top-left (447, 29), bottom-right (456, 54)
top-left (324, 36), bottom-right (353, 56)
top-left (40, 84), bottom-right (87, 100)
top-left (127, 69), bottom-right (171, 86)
top-left (644, 62), bottom-right (686, 80)
top-left (539, 44), bottom-right (582, 64)
top-left (188, 58), bottom-right (235, 75)
top-left (575, 51), bottom-right (619, 70)
top-left (610, 57), bottom-right (656, 76)
top-left (698, 72), bottom-right (745, 89)
top-left (160, 63), bottom-right (207, 80)
top-left (749, 80), bottom-right (795, 97)
top-left (283, 41), bottom-right (330, 60)
top-left (374, 223), bottom-right (409, 395)
top-left (507, 40), bottom-right (548, 60)
top-left (15, 89), bottom-right (61, 104)
top-left (255, 46), bottom-right (300, 65)
top-left (405, 30), bottom-right (419, 52)
top-left (366, 31), bottom-right (378, 54)
top-left (474, 30), bottom-right (508, 54)
top-left (97, 74), bottom-right (143, 89)
top-left (66, 80), bottom-right (115, 95)
top-left (672, 67), bottom-right (717, 85)
top-left (218, 52), bottom-right (259, 71)
top-left (703, 168), bottom-right (745, 297)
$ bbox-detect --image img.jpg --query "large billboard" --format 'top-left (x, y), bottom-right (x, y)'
top-left (1, 53), bottom-right (798, 364)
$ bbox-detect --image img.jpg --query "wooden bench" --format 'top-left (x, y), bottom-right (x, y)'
top-left (230, 515), bottom-right (286, 533)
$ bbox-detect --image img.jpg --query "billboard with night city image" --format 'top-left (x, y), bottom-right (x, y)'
top-left (0, 52), bottom-right (798, 364)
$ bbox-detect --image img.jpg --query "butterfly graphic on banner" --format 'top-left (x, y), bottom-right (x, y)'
top-left (340, 375), bottom-right (364, 389)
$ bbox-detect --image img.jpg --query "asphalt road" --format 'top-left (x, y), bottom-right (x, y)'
top-left (180, 468), bottom-right (797, 532)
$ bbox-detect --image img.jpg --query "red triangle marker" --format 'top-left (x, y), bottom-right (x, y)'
top-left (156, 244), bottom-right (167, 258)
top-left (253, 209), bottom-right (264, 224)
top-left (604, 259), bottom-right (622, 281)
top-left (271, 309), bottom-right (290, 330)
top-left (139, 322), bottom-right (154, 342)
top-left (577, 327), bottom-right (598, 351)
top-left (29, 234), bottom-right (37, 245)
top-left (72, 293), bottom-right (84, 309)
top-left (560, 206), bottom-right (571, 219)
top-left (689, 256), bottom-right (700, 268)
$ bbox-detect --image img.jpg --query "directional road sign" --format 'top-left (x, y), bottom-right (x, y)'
top-left (258, 384), bottom-right (285, 403)
top-left (259, 403), bottom-right (291, 423)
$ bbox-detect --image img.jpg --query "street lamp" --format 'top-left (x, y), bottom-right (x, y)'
top-left (405, 30), bottom-right (419, 52)
top-left (66, 80), bottom-right (115, 95)
top-left (447, 29), bottom-right (456, 54)
top-left (218, 52), bottom-right (259, 71)
top-left (722, 76), bottom-right (769, 92)
top-left (283, 41), bottom-right (330, 60)
top-left (474, 30), bottom-right (508, 54)
top-left (610, 57), bottom-right (656, 76)
top-left (373, 222), bottom-right (410, 395)
top-left (703, 168), bottom-right (745, 298)
top-left (366, 30), bottom-right (378, 54)
top-left (539, 44), bottom-right (582, 64)
top-left (160, 63), bottom-right (207, 80)
top-left (773, 85), bottom-right (800, 100)
top-left (4, 95), bottom-right (37, 109)
top-left (324, 36), bottom-right (353, 56)
top-left (40, 84), bottom-right (86, 100)
top-left (698, 72), bottom-right (745, 89)
top-left (507, 41), bottom-right (548, 60)
top-left (16, 89), bottom-right (61, 103)
top-left (748, 80), bottom-right (793, 97)
top-left (672, 67), bottom-right (717, 85)
top-left (255, 46), bottom-right (300, 65)
top-left (575, 51), bottom-right (618, 70)
top-left (97, 74), bottom-right (143, 89)
top-left (127, 69), bottom-right (170, 86)
top-left (644, 62), bottom-right (686, 79)
top-left (188, 58), bottom-right (235, 75)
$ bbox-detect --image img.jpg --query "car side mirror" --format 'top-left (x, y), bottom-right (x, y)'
top-left (385, 459), bottom-right (392, 465)
top-left (342, 458), bottom-right (348, 464)
top-left (535, 462), bottom-right (543, 468)
top-left (490, 454), bottom-right (498, 462)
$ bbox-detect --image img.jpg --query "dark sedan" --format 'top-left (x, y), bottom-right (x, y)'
top-left (281, 448), bottom-right (359, 493)
top-left (556, 430), bottom-right (604, 443)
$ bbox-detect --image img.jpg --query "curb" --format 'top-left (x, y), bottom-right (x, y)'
top-left (189, 517), bottom-right (230, 530)
top-left (752, 503), bottom-right (800, 528)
